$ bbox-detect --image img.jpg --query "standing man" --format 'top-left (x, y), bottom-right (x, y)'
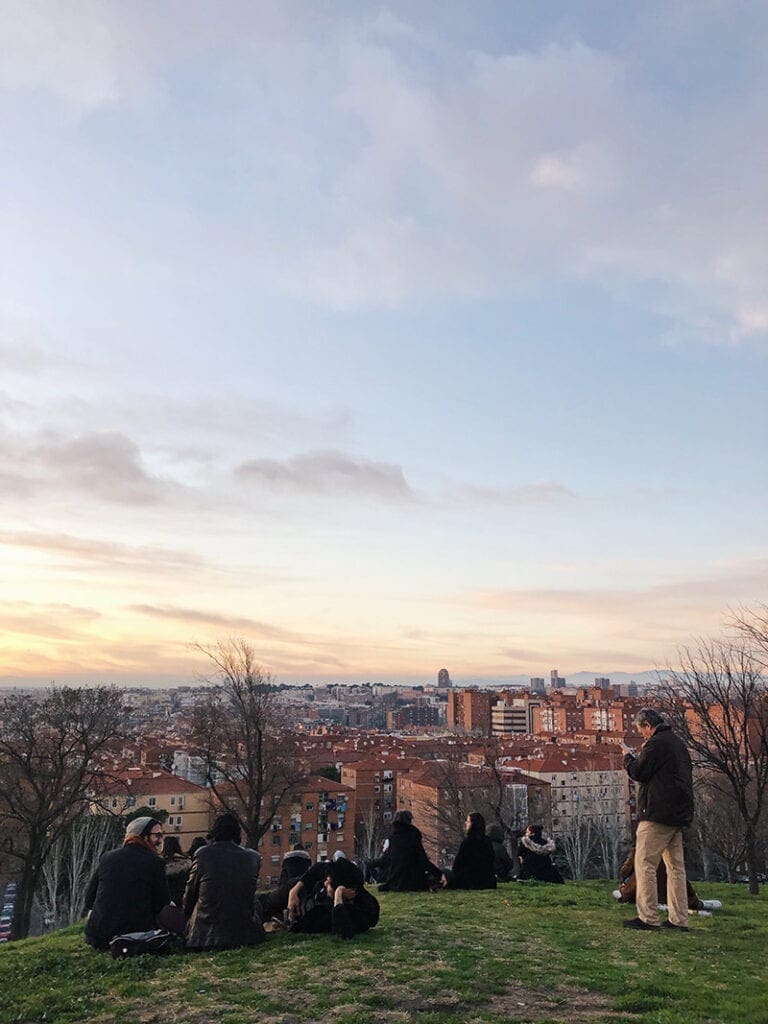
top-left (621, 708), bottom-right (694, 931)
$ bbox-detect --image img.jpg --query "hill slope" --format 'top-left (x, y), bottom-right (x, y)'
top-left (1, 881), bottom-right (764, 1024)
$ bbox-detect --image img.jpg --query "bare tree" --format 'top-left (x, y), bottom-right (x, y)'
top-left (593, 814), bottom-right (625, 880)
top-left (36, 813), bottom-right (123, 930)
top-left (0, 686), bottom-right (125, 938)
top-left (658, 617), bottom-right (768, 895)
top-left (191, 639), bottom-right (306, 849)
top-left (692, 776), bottom-right (748, 882)
top-left (557, 798), bottom-right (598, 880)
top-left (356, 801), bottom-right (386, 866)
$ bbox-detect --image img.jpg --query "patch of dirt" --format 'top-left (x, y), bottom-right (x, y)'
top-left (486, 982), bottom-right (619, 1023)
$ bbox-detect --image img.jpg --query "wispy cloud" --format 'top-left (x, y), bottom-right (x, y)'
top-left (0, 600), bottom-right (100, 642)
top-left (452, 481), bottom-right (576, 507)
top-left (235, 449), bottom-right (416, 501)
top-left (0, 530), bottom-right (205, 571)
top-left (130, 603), bottom-right (305, 644)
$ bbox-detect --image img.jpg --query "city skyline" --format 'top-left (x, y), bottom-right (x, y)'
top-left (1, 2), bottom-right (766, 686)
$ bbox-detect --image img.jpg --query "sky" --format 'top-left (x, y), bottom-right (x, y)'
top-left (0, 1), bottom-right (766, 687)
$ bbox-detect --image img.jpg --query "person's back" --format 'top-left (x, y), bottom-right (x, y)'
top-left (488, 825), bottom-right (515, 881)
top-left (450, 835), bottom-right (497, 889)
top-left (378, 812), bottom-right (441, 892)
top-left (84, 818), bottom-right (169, 949)
top-left (517, 825), bottom-right (564, 883)
top-left (184, 841), bottom-right (264, 950)
top-left (279, 847), bottom-right (312, 884)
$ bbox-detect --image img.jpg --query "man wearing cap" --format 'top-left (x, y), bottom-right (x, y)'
top-left (84, 816), bottom-right (170, 949)
top-left (621, 708), bottom-right (695, 931)
top-left (375, 810), bottom-right (443, 892)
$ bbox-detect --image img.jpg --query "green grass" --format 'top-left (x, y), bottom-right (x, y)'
top-left (1, 882), bottom-right (765, 1024)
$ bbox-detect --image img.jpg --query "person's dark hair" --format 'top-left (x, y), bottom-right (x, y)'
top-left (393, 810), bottom-right (413, 826)
top-left (208, 813), bottom-right (241, 844)
top-left (466, 811), bottom-right (486, 837)
top-left (292, 843), bottom-right (305, 852)
top-left (326, 857), bottom-right (364, 891)
top-left (162, 835), bottom-right (183, 860)
top-left (635, 708), bottom-right (664, 729)
top-left (528, 824), bottom-right (544, 841)
top-left (187, 836), bottom-right (207, 858)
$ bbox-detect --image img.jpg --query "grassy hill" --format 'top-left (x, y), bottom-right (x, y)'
top-left (1, 881), bottom-right (765, 1024)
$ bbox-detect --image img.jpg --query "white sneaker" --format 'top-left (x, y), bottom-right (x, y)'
top-left (696, 909), bottom-right (712, 917)
top-left (701, 899), bottom-right (722, 910)
top-left (612, 890), bottom-right (621, 900)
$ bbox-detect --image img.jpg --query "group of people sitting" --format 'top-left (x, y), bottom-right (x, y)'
top-left (82, 809), bottom-right (565, 953)
top-left (368, 810), bottom-right (564, 890)
top-left (84, 812), bottom-right (383, 951)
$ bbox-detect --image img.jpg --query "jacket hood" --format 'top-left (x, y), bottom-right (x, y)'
top-left (521, 835), bottom-right (556, 855)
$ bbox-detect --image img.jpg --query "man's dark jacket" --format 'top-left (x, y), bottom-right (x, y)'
top-left (84, 843), bottom-right (169, 949)
top-left (183, 840), bottom-right (264, 950)
top-left (624, 723), bottom-right (694, 827)
top-left (376, 821), bottom-right (442, 892)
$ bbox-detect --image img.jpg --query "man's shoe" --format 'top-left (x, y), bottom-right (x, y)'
top-left (661, 920), bottom-right (690, 932)
top-left (623, 917), bottom-right (660, 930)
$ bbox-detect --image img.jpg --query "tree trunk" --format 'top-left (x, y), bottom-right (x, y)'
top-left (12, 859), bottom-right (40, 940)
top-left (745, 827), bottom-right (760, 896)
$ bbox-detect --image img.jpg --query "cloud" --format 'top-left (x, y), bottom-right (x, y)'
top-left (0, 530), bottom-right (205, 571)
top-left (235, 449), bottom-right (416, 501)
top-left (0, 0), bottom-right (154, 110)
top-left (0, 600), bottom-right (100, 642)
top-left (0, 428), bottom-right (181, 506)
top-left (452, 481), bottom-right (576, 507)
top-left (455, 559), bottom-right (768, 631)
top-left (130, 604), bottom-right (305, 644)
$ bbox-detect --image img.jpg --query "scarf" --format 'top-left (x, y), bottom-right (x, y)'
top-left (521, 834), bottom-right (556, 856)
top-left (124, 835), bottom-right (160, 856)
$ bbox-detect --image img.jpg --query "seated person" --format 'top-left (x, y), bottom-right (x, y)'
top-left (488, 824), bottom-right (516, 881)
top-left (187, 836), bottom-right (207, 860)
top-left (83, 816), bottom-right (170, 950)
top-left (375, 810), bottom-right (443, 892)
top-left (259, 843), bottom-right (313, 919)
top-left (517, 824), bottom-right (564, 883)
top-left (162, 835), bottom-right (192, 905)
top-left (183, 813), bottom-right (265, 951)
top-left (288, 857), bottom-right (379, 940)
top-left (441, 812), bottom-right (497, 890)
top-left (614, 846), bottom-right (722, 912)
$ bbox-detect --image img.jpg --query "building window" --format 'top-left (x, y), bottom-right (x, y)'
top-left (148, 796), bottom-right (157, 807)
top-left (336, 834), bottom-right (344, 842)
top-left (306, 802), bottom-right (314, 810)
top-left (271, 834), bottom-right (282, 846)
top-left (170, 797), bottom-right (176, 805)
top-left (271, 855), bottom-right (280, 865)
top-left (125, 796), bottom-right (136, 809)
top-left (304, 822), bottom-right (313, 830)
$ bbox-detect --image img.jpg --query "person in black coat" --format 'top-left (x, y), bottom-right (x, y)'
top-left (517, 824), bottom-right (564, 883)
top-left (288, 858), bottom-right (379, 940)
top-left (183, 814), bottom-right (265, 951)
top-left (375, 810), bottom-right (442, 892)
top-left (488, 824), bottom-right (516, 882)
top-left (442, 812), bottom-right (497, 890)
top-left (259, 844), bottom-right (313, 919)
top-left (621, 709), bottom-right (694, 931)
top-left (84, 816), bottom-right (170, 949)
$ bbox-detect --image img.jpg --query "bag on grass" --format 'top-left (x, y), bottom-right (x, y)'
top-left (109, 928), bottom-right (172, 959)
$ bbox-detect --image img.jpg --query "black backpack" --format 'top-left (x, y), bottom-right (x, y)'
top-left (109, 928), bottom-right (172, 959)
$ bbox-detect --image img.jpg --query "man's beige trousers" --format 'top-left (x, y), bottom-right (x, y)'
top-left (635, 820), bottom-right (689, 927)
